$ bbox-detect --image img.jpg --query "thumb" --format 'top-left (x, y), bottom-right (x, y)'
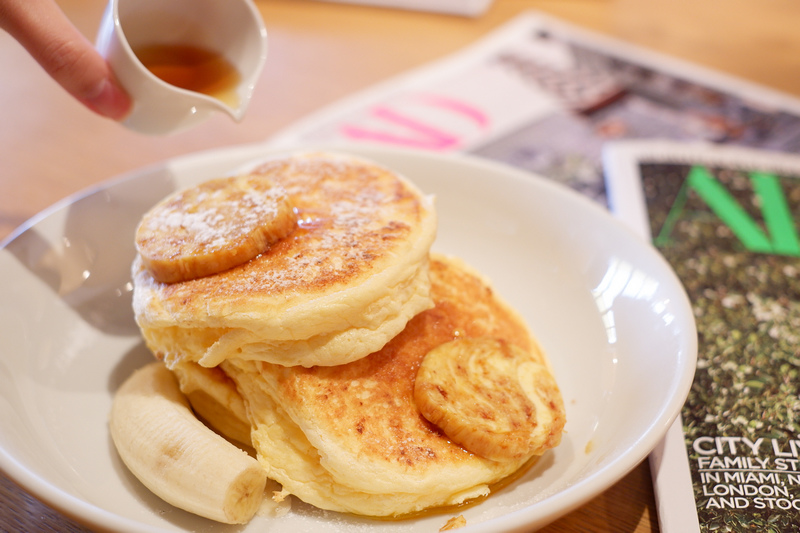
top-left (0, 0), bottom-right (131, 120)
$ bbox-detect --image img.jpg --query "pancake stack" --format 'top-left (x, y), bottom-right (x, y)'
top-left (133, 151), bottom-right (437, 368)
top-left (126, 151), bottom-right (566, 521)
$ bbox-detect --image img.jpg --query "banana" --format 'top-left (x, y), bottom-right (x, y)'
top-left (135, 174), bottom-right (297, 283)
top-left (414, 337), bottom-right (565, 462)
top-left (109, 361), bottom-right (267, 524)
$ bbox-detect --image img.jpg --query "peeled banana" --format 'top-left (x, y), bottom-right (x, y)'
top-left (135, 174), bottom-right (297, 283)
top-left (109, 361), bottom-right (267, 524)
top-left (414, 337), bottom-right (565, 462)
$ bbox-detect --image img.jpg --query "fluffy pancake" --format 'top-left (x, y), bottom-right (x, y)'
top-left (133, 152), bottom-right (437, 368)
top-left (216, 254), bottom-right (565, 517)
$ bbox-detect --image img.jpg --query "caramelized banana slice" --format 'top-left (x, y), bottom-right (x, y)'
top-left (136, 174), bottom-right (296, 283)
top-left (414, 337), bottom-right (565, 462)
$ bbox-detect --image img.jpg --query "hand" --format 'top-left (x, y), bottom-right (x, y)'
top-left (0, 0), bottom-right (131, 120)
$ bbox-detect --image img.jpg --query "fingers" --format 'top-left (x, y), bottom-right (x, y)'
top-left (0, 0), bottom-right (131, 120)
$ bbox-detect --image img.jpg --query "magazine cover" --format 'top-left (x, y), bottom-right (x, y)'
top-left (266, 11), bottom-right (800, 206)
top-left (604, 140), bottom-right (800, 533)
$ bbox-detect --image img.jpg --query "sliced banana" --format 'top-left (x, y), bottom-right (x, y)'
top-left (109, 362), bottom-right (267, 524)
top-left (414, 337), bottom-right (565, 462)
top-left (135, 174), bottom-right (297, 283)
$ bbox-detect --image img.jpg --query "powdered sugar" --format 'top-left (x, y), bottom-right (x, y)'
top-left (146, 184), bottom-right (286, 251)
top-left (142, 153), bottom-right (434, 305)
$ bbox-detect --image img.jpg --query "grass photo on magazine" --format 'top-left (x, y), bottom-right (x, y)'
top-left (642, 161), bottom-right (800, 532)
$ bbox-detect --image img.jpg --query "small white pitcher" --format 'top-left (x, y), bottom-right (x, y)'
top-left (95, 0), bottom-right (267, 135)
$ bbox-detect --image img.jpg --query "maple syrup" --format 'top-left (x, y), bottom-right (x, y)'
top-left (133, 44), bottom-right (241, 108)
top-left (368, 455), bottom-right (542, 522)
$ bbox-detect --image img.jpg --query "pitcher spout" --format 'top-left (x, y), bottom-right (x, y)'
top-left (96, 0), bottom-right (267, 135)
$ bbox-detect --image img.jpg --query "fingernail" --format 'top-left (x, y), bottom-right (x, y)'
top-left (82, 78), bottom-right (132, 121)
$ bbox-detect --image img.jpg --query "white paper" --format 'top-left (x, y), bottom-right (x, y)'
top-left (313, 0), bottom-right (494, 17)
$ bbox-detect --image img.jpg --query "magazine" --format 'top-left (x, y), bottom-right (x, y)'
top-left (266, 11), bottom-right (800, 206)
top-left (604, 140), bottom-right (800, 532)
top-left (265, 11), bottom-right (800, 530)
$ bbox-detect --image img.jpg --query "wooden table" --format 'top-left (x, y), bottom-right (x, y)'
top-left (2, 0), bottom-right (800, 531)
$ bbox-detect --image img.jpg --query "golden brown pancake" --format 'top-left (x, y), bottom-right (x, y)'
top-left (133, 152), bottom-right (437, 368)
top-left (217, 254), bottom-right (565, 517)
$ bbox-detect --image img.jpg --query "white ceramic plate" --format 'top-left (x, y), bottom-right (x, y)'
top-left (0, 145), bottom-right (696, 532)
